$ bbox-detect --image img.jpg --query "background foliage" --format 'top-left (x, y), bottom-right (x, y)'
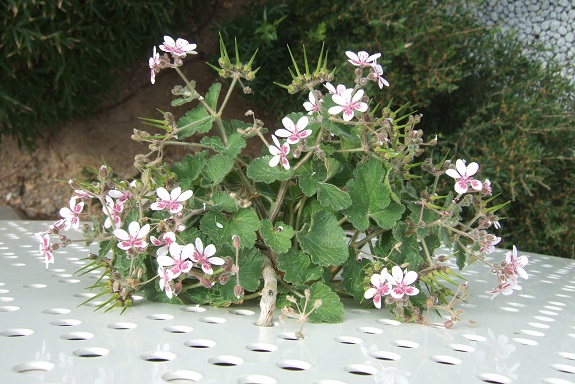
top-left (216, 0), bottom-right (575, 258)
top-left (1, 0), bottom-right (207, 148)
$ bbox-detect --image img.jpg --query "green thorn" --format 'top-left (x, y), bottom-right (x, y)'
top-left (234, 37), bottom-right (241, 67)
top-left (246, 48), bottom-right (259, 70)
top-left (287, 45), bottom-right (302, 78)
top-left (315, 42), bottom-right (325, 75)
top-left (303, 45), bottom-right (310, 77)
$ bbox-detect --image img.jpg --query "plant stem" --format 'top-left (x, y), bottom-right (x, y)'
top-left (255, 255), bottom-right (277, 327)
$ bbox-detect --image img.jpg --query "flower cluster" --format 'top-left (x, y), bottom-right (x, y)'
top-left (488, 246), bottom-right (529, 299)
top-left (364, 266), bottom-right (420, 309)
top-left (268, 50), bottom-right (388, 171)
top-left (34, 35), bottom-right (529, 326)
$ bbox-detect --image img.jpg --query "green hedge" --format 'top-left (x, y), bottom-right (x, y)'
top-left (1, 0), bottom-right (206, 148)
top-left (217, 0), bottom-right (575, 257)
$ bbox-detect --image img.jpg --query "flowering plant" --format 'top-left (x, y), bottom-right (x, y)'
top-left (37, 35), bottom-right (528, 327)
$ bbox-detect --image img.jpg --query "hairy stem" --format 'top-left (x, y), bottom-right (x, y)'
top-left (255, 256), bottom-right (277, 327)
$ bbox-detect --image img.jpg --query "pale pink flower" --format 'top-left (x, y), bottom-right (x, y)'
top-left (108, 189), bottom-right (131, 206)
top-left (445, 159), bottom-right (483, 194)
top-left (479, 234), bottom-right (501, 254)
top-left (364, 268), bottom-right (392, 309)
top-left (489, 275), bottom-right (522, 299)
top-left (303, 91), bottom-right (322, 115)
top-left (149, 46), bottom-right (160, 84)
top-left (114, 221), bottom-right (150, 252)
top-left (387, 266), bottom-right (420, 299)
top-left (328, 88), bottom-right (368, 121)
top-left (150, 187), bottom-right (193, 214)
top-left (159, 36), bottom-right (197, 58)
top-left (158, 266), bottom-right (173, 299)
top-left (157, 243), bottom-right (193, 280)
top-left (503, 245), bottom-right (528, 280)
top-left (103, 196), bottom-right (123, 229)
top-left (269, 135), bottom-right (290, 170)
top-left (275, 116), bottom-right (311, 144)
top-left (324, 82), bottom-right (347, 96)
top-left (345, 50), bottom-right (381, 67)
top-left (38, 234), bottom-right (54, 268)
top-left (190, 238), bottom-right (224, 275)
top-left (370, 64), bottom-right (390, 88)
top-left (150, 231), bottom-right (176, 257)
top-left (59, 197), bottom-right (84, 231)
top-left (73, 189), bottom-right (92, 200)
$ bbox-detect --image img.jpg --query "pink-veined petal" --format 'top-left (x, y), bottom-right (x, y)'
top-left (466, 162), bottom-right (479, 176)
top-left (455, 159), bottom-right (468, 176)
top-left (204, 244), bottom-right (216, 258)
top-left (328, 106), bottom-right (344, 115)
top-left (208, 256), bottom-right (224, 266)
top-left (177, 189), bottom-right (193, 202)
top-left (195, 238), bottom-right (204, 255)
top-left (389, 266), bottom-right (403, 285)
top-left (364, 288), bottom-right (377, 300)
top-left (156, 187), bottom-right (170, 201)
top-left (445, 169), bottom-right (461, 179)
top-left (157, 256), bottom-right (175, 267)
top-left (403, 270), bottom-right (418, 285)
top-left (113, 228), bottom-right (130, 241)
top-left (269, 155), bottom-right (280, 167)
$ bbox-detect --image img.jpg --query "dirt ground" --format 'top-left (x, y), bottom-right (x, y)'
top-left (0, 1), bottom-right (272, 220)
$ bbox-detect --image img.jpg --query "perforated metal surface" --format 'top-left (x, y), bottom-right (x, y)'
top-left (1, 220), bottom-right (574, 384)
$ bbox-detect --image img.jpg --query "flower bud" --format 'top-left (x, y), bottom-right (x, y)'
top-left (99, 165), bottom-right (109, 178)
top-left (444, 320), bottom-right (454, 329)
top-left (232, 235), bottom-right (240, 248)
top-left (219, 274), bottom-right (230, 285)
top-left (200, 278), bottom-right (215, 289)
top-left (174, 282), bottom-right (182, 296)
top-left (234, 285), bottom-right (244, 299)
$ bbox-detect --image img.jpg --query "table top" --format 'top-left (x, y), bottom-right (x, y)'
top-left (1, 220), bottom-right (574, 384)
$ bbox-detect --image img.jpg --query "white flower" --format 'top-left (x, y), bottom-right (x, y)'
top-left (275, 116), bottom-right (311, 144)
top-left (59, 197), bottom-right (84, 231)
top-left (303, 91), bottom-right (322, 115)
top-left (159, 36), bottom-right (197, 58)
top-left (324, 82), bottom-right (347, 96)
top-left (328, 88), bottom-right (368, 121)
top-left (269, 135), bottom-right (290, 170)
top-left (387, 266), bottom-right (420, 299)
top-left (114, 221), bottom-right (150, 252)
top-left (445, 159), bottom-right (483, 194)
top-left (157, 243), bottom-right (193, 280)
top-left (371, 63), bottom-right (390, 88)
top-left (190, 238), bottom-right (224, 275)
top-left (345, 50), bottom-right (381, 67)
top-left (150, 187), bottom-right (193, 214)
top-left (364, 268), bottom-right (392, 309)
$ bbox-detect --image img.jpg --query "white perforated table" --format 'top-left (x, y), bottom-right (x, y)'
top-left (1, 220), bottom-right (574, 384)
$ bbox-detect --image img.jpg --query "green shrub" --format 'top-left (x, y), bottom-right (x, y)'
top-left (1, 0), bottom-right (206, 148)
top-left (218, 0), bottom-right (575, 257)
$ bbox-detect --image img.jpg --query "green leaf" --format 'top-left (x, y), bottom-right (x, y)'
top-left (343, 159), bottom-right (394, 230)
top-left (454, 241), bottom-right (467, 270)
top-left (260, 219), bottom-right (294, 254)
top-left (171, 151), bottom-right (208, 190)
top-left (237, 247), bottom-right (264, 292)
top-left (210, 191), bottom-right (238, 212)
top-left (341, 248), bottom-right (371, 301)
top-left (246, 156), bottom-right (294, 183)
top-left (317, 183), bottom-right (352, 211)
top-left (205, 82), bottom-right (221, 110)
top-left (371, 202), bottom-right (405, 230)
top-left (201, 132), bottom-right (246, 159)
top-left (98, 239), bottom-right (114, 260)
top-left (297, 210), bottom-right (348, 267)
top-left (177, 105), bottom-right (214, 138)
top-left (201, 154), bottom-right (235, 186)
top-left (305, 281), bottom-right (344, 323)
top-left (277, 248), bottom-right (323, 285)
top-left (171, 96), bottom-right (195, 107)
top-left (200, 208), bottom-right (261, 250)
